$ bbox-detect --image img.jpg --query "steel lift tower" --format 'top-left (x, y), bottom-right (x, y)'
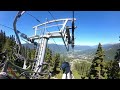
top-left (13, 11), bottom-right (76, 79)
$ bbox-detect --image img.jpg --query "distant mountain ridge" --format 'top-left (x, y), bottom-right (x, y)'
top-left (22, 43), bottom-right (94, 53)
top-left (76, 43), bottom-right (120, 61)
top-left (22, 43), bottom-right (120, 61)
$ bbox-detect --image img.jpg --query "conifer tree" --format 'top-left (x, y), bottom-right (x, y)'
top-left (3, 31), bottom-right (6, 46)
top-left (52, 53), bottom-right (60, 74)
top-left (89, 43), bottom-right (107, 79)
top-left (45, 48), bottom-right (52, 66)
top-left (106, 60), bottom-right (113, 79)
top-left (0, 30), bottom-right (4, 52)
top-left (30, 49), bottom-right (35, 60)
top-left (109, 48), bottom-right (120, 79)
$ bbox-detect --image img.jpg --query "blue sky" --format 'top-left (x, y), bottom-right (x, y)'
top-left (0, 11), bottom-right (120, 46)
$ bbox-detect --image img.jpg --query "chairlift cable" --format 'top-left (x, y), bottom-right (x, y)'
top-left (48, 11), bottom-right (60, 31)
top-left (45, 18), bottom-right (61, 52)
top-left (27, 12), bottom-right (62, 52)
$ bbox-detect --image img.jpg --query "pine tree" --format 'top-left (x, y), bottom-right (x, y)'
top-left (89, 43), bottom-right (107, 79)
top-left (52, 53), bottom-right (60, 74)
top-left (22, 46), bottom-right (25, 58)
top-left (45, 48), bottom-right (52, 66)
top-left (3, 31), bottom-right (6, 46)
top-left (3, 37), bottom-right (11, 54)
top-left (74, 61), bottom-right (91, 78)
top-left (30, 49), bottom-right (35, 60)
top-left (0, 30), bottom-right (5, 51)
top-left (25, 46), bottom-right (29, 59)
top-left (28, 48), bottom-right (31, 59)
top-left (109, 48), bottom-right (120, 79)
top-left (106, 60), bottom-right (113, 79)
top-left (0, 30), bottom-right (4, 52)
top-left (42, 48), bottom-right (52, 72)
top-left (44, 48), bottom-right (61, 76)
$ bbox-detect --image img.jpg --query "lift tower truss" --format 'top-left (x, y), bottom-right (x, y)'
top-left (13, 11), bottom-right (76, 79)
top-left (30, 18), bottom-right (76, 78)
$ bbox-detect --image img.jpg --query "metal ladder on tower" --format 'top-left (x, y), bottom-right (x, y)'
top-left (31, 37), bottom-right (49, 79)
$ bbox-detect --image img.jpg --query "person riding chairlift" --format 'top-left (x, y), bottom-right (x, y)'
top-left (61, 62), bottom-right (73, 79)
